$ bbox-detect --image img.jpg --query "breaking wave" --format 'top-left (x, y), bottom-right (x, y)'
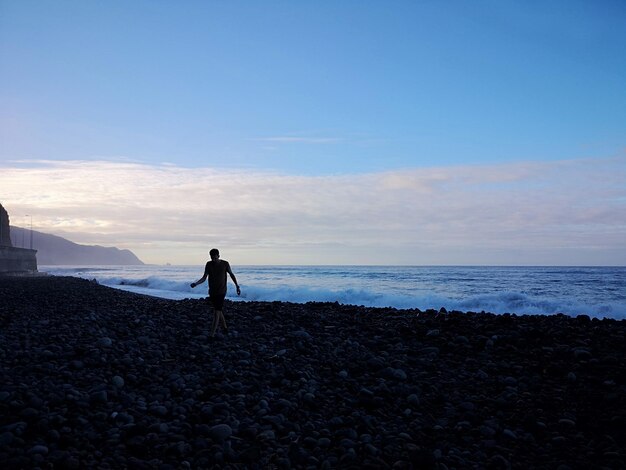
top-left (41, 266), bottom-right (625, 320)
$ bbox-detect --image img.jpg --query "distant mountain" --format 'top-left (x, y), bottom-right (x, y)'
top-left (10, 227), bottom-right (144, 265)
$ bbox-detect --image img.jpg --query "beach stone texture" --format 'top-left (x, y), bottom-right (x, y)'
top-left (0, 276), bottom-right (625, 468)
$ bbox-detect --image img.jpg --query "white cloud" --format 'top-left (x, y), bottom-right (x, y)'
top-left (252, 136), bottom-right (342, 144)
top-left (1, 157), bottom-right (624, 265)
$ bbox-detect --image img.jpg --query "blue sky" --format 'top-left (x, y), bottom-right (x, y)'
top-left (1, 1), bottom-right (625, 264)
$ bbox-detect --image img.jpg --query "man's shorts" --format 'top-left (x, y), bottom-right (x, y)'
top-left (208, 294), bottom-right (226, 310)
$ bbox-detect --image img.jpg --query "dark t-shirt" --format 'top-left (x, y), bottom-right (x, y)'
top-left (204, 260), bottom-right (231, 296)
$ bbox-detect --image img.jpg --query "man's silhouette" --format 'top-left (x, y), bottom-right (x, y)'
top-left (191, 248), bottom-right (241, 337)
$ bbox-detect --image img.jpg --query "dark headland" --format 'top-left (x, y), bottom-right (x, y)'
top-left (1, 276), bottom-right (624, 469)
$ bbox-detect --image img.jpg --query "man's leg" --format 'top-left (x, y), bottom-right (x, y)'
top-left (210, 308), bottom-right (219, 337)
top-left (219, 310), bottom-right (228, 331)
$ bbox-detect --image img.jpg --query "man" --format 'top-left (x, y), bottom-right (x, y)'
top-left (191, 248), bottom-right (241, 337)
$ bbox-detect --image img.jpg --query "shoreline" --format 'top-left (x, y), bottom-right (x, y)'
top-left (38, 266), bottom-right (626, 320)
top-left (1, 276), bottom-right (624, 468)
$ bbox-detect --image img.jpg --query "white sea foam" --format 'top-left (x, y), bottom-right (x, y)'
top-left (40, 265), bottom-right (626, 319)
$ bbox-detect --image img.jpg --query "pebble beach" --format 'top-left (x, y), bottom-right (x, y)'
top-left (1, 276), bottom-right (624, 469)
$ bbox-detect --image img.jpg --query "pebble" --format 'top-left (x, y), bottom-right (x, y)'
top-left (112, 376), bottom-right (125, 388)
top-left (0, 276), bottom-right (624, 469)
top-left (0, 432), bottom-right (14, 446)
top-left (97, 337), bottom-right (113, 348)
top-left (89, 391), bottom-right (108, 403)
top-left (503, 376), bottom-right (517, 386)
top-left (317, 437), bottom-right (331, 447)
top-left (407, 394), bottom-right (420, 407)
top-left (209, 424), bottom-right (232, 441)
top-left (258, 430), bottom-right (276, 441)
top-left (503, 429), bottom-right (517, 440)
top-left (28, 445), bottom-right (49, 455)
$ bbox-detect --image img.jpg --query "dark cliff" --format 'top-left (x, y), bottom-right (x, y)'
top-left (0, 204), bottom-right (13, 247)
top-left (1, 204), bottom-right (37, 273)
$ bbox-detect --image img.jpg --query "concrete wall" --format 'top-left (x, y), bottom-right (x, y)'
top-left (0, 247), bottom-right (38, 273)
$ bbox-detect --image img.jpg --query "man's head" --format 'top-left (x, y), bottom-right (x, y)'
top-left (209, 248), bottom-right (220, 260)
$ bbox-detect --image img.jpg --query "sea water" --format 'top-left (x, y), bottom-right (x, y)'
top-left (40, 265), bottom-right (625, 320)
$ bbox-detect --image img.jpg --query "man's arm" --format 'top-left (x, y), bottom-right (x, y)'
top-left (190, 263), bottom-right (209, 288)
top-left (226, 263), bottom-right (241, 295)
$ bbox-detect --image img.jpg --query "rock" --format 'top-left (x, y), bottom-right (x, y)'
top-left (503, 376), bottom-right (517, 386)
top-left (149, 405), bottom-right (168, 417)
top-left (258, 430), bottom-right (276, 441)
top-left (460, 401), bottom-right (475, 411)
top-left (367, 357), bottom-right (386, 370)
top-left (340, 438), bottom-right (356, 448)
top-left (419, 347), bottom-right (440, 356)
top-left (28, 445), bottom-right (49, 455)
top-left (137, 336), bottom-right (151, 345)
top-left (1, 275), bottom-right (625, 469)
top-left (0, 432), bottom-right (14, 446)
top-left (89, 391), bottom-right (108, 404)
top-left (573, 348), bottom-right (592, 360)
top-left (114, 412), bottom-right (134, 425)
top-left (19, 408), bottom-right (39, 420)
top-left (64, 457), bottom-right (80, 469)
top-left (112, 376), bottom-right (125, 388)
top-left (0, 204), bottom-right (12, 246)
top-left (275, 398), bottom-right (293, 410)
top-left (209, 424), bottom-right (232, 441)
top-left (317, 437), bottom-right (331, 448)
top-left (292, 330), bottom-right (312, 340)
top-left (503, 429), bottom-right (517, 440)
top-left (97, 337), bottom-right (113, 348)
top-left (488, 454), bottom-right (511, 469)
top-left (407, 394), bottom-right (420, 407)
top-left (455, 335), bottom-right (469, 344)
top-left (381, 367), bottom-right (407, 381)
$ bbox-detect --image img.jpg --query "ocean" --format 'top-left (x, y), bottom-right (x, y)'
top-left (39, 265), bottom-right (626, 320)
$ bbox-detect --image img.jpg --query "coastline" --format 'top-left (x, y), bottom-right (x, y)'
top-left (39, 264), bottom-right (626, 319)
top-left (1, 276), bottom-right (624, 468)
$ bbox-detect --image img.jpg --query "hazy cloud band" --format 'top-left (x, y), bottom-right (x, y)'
top-left (1, 157), bottom-right (624, 265)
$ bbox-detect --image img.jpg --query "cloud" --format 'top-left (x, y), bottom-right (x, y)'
top-left (1, 157), bottom-right (624, 265)
top-left (252, 136), bottom-right (342, 144)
